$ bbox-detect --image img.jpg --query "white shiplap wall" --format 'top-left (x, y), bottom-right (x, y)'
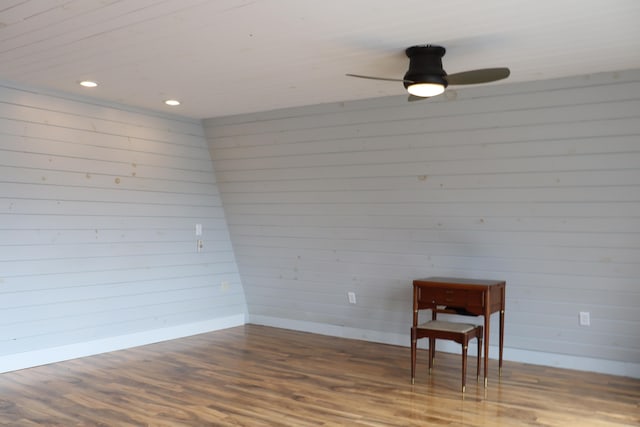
top-left (0, 81), bottom-right (246, 372)
top-left (204, 70), bottom-right (640, 377)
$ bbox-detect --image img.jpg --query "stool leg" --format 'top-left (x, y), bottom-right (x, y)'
top-left (476, 334), bottom-right (482, 383)
top-left (428, 338), bottom-right (434, 375)
top-left (462, 343), bottom-right (468, 393)
top-left (429, 337), bottom-right (435, 371)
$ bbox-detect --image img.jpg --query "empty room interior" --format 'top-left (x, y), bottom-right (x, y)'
top-left (0, 1), bottom-right (639, 426)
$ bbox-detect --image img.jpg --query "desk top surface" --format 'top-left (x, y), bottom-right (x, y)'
top-left (413, 277), bottom-right (505, 288)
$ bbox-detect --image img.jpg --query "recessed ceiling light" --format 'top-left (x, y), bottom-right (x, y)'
top-left (164, 99), bottom-right (180, 106)
top-left (79, 80), bottom-right (98, 88)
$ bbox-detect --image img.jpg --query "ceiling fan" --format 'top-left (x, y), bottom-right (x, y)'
top-left (346, 45), bottom-right (510, 101)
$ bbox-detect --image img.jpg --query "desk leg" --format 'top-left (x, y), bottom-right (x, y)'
top-left (499, 308), bottom-right (505, 377)
top-left (410, 327), bottom-right (416, 384)
top-left (484, 291), bottom-right (491, 388)
top-left (500, 285), bottom-right (506, 377)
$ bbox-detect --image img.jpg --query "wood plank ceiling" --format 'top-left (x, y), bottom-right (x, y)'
top-left (1, 0), bottom-right (639, 119)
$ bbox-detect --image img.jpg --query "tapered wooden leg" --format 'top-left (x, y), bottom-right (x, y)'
top-left (410, 328), bottom-right (416, 384)
top-left (484, 292), bottom-right (491, 388)
top-left (462, 343), bottom-right (468, 393)
top-left (428, 339), bottom-right (434, 375)
top-left (500, 307), bottom-right (505, 377)
top-left (476, 334), bottom-right (482, 382)
top-left (429, 337), bottom-right (435, 369)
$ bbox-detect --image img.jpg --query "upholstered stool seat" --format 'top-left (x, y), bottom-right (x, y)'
top-left (411, 320), bottom-right (483, 392)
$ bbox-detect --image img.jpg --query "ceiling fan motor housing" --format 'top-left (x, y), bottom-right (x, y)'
top-left (403, 45), bottom-right (449, 89)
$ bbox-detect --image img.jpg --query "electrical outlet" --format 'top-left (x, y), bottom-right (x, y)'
top-left (348, 291), bottom-right (356, 304)
top-left (579, 311), bottom-right (590, 326)
top-left (196, 239), bottom-right (203, 253)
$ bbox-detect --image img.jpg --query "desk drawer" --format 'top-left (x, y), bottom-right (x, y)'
top-left (419, 288), bottom-right (483, 307)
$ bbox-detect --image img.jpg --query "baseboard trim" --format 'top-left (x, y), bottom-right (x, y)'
top-left (0, 314), bottom-right (246, 374)
top-left (249, 315), bottom-right (640, 379)
top-left (4, 314), bottom-right (637, 380)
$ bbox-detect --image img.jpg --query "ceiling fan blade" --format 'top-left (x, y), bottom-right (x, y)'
top-left (346, 73), bottom-right (411, 83)
top-left (446, 67), bottom-right (510, 85)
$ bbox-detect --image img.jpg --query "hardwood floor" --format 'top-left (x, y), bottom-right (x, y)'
top-left (0, 325), bottom-right (638, 426)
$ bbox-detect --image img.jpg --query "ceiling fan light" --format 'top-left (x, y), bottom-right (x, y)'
top-left (406, 82), bottom-right (445, 97)
top-left (79, 80), bottom-right (98, 88)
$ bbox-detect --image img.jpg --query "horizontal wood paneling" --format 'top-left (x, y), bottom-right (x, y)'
top-left (204, 69), bottom-right (640, 368)
top-left (0, 81), bottom-right (246, 361)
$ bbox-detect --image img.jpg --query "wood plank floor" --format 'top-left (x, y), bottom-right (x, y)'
top-left (0, 325), bottom-right (638, 426)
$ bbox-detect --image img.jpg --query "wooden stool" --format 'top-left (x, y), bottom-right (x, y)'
top-left (411, 320), bottom-right (483, 392)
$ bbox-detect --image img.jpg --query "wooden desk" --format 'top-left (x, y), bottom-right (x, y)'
top-left (412, 277), bottom-right (506, 387)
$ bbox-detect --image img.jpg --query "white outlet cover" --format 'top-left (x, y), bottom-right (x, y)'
top-left (579, 311), bottom-right (590, 326)
top-left (348, 292), bottom-right (356, 304)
